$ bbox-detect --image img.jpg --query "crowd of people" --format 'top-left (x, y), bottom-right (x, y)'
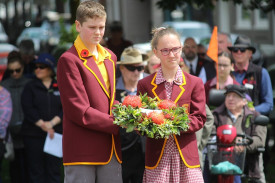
top-left (0, 1), bottom-right (273, 183)
top-left (0, 39), bottom-right (63, 183)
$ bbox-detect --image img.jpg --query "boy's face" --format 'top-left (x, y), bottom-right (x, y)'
top-left (76, 17), bottom-right (106, 47)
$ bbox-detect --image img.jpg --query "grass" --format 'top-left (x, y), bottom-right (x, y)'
top-left (1, 158), bottom-right (10, 182)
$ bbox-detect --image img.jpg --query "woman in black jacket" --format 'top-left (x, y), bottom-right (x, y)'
top-left (21, 53), bottom-right (63, 183)
top-left (1, 51), bottom-right (31, 183)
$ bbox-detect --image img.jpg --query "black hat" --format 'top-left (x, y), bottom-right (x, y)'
top-left (110, 21), bottom-right (123, 32)
top-left (34, 53), bottom-right (55, 71)
top-left (224, 84), bottom-right (247, 98)
top-left (228, 35), bottom-right (256, 53)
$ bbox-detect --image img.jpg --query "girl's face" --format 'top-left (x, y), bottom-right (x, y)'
top-left (217, 56), bottom-right (232, 78)
top-left (7, 61), bottom-right (24, 79)
top-left (153, 34), bottom-right (182, 70)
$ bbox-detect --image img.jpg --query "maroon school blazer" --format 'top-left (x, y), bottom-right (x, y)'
top-left (57, 45), bottom-right (121, 165)
top-left (137, 71), bottom-right (206, 169)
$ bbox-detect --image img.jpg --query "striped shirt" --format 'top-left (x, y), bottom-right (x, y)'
top-left (0, 87), bottom-right (12, 139)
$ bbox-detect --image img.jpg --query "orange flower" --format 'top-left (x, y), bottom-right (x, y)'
top-left (148, 111), bottom-right (165, 125)
top-left (158, 100), bottom-right (176, 109)
top-left (122, 95), bottom-right (142, 108)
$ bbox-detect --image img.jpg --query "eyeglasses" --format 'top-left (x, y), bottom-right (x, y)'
top-left (159, 46), bottom-right (182, 56)
top-left (232, 47), bottom-right (247, 53)
top-left (8, 68), bottom-right (22, 74)
top-left (124, 65), bottom-right (144, 72)
top-left (35, 65), bottom-right (48, 70)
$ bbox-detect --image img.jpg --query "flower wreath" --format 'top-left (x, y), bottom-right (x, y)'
top-left (112, 93), bottom-right (190, 139)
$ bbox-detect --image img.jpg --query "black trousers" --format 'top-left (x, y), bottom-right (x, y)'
top-left (9, 148), bottom-right (29, 183)
top-left (23, 136), bottom-right (62, 183)
top-left (121, 140), bottom-right (145, 183)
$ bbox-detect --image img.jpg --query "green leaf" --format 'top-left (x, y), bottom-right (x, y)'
top-left (126, 124), bottom-right (135, 132)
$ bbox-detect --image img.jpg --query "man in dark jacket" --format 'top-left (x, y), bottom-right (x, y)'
top-left (229, 35), bottom-right (273, 115)
top-left (212, 84), bottom-right (266, 182)
top-left (229, 35), bottom-right (273, 183)
top-left (183, 37), bottom-right (216, 84)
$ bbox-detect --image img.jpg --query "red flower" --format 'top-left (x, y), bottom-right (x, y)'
top-left (242, 78), bottom-right (248, 85)
top-left (81, 49), bottom-right (89, 57)
top-left (52, 83), bottom-right (58, 88)
top-left (158, 100), bottom-right (176, 109)
top-left (198, 61), bottom-right (203, 67)
top-left (148, 111), bottom-right (165, 125)
top-left (164, 113), bottom-right (174, 120)
top-left (122, 95), bottom-right (142, 108)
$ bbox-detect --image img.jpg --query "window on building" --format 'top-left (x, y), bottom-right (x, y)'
top-left (235, 4), bottom-right (269, 30)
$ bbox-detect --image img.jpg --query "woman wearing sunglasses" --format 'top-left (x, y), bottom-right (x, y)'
top-left (21, 53), bottom-right (63, 183)
top-left (116, 47), bottom-right (148, 183)
top-left (137, 27), bottom-right (206, 182)
top-left (1, 50), bottom-right (31, 182)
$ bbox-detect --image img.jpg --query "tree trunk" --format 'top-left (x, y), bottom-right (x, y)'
top-left (69, 0), bottom-right (79, 24)
top-left (4, 0), bottom-right (8, 31)
top-left (56, 0), bottom-right (65, 13)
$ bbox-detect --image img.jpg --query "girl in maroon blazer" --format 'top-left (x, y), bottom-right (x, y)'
top-left (137, 27), bottom-right (206, 183)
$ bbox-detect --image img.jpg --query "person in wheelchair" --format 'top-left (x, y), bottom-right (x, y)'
top-left (212, 84), bottom-right (267, 183)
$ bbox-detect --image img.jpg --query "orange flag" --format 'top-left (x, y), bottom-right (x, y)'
top-left (207, 26), bottom-right (219, 89)
top-left (207, 26), bottom-right (218, 63)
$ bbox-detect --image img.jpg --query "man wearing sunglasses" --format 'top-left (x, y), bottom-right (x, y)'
top-left (229, 35), bottom-right (273, 183)
top-left (228, 35), bottom-right (273, 115)
top-left (116, 47), bottom-right (147, 183)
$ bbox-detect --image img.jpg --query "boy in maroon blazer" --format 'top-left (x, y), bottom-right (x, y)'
top-left (57, 1), bottom-right (122, 183)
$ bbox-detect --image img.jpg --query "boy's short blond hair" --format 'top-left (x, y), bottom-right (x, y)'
top-left (76, 1), bottom-right (106, 24)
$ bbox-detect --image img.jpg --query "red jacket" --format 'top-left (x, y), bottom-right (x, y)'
top-left (137, 72), bottom-right (206, 169)
top-left (57, 45), bottom-right (121, 165)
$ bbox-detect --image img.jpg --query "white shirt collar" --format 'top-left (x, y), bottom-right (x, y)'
top-left (185, 56), bottom-right (198, 73)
